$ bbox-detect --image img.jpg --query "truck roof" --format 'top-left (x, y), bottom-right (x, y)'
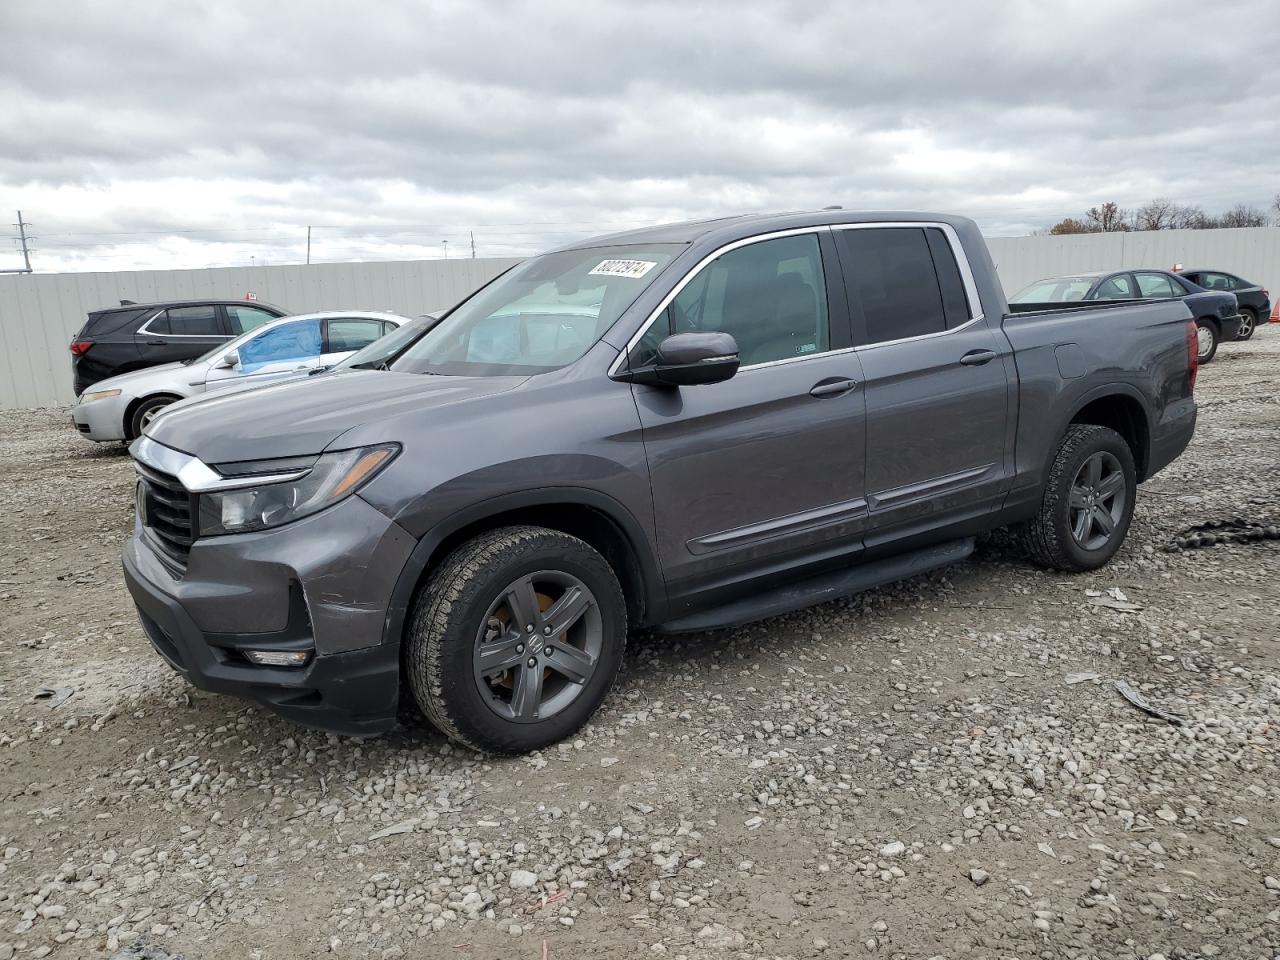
top-left (550, 210), bottom-right (978, 252)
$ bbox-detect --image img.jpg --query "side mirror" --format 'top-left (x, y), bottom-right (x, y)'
top-left (217, 350), bottom-right (239, 370)
top-left (625, 332), bottom-right (740, 387)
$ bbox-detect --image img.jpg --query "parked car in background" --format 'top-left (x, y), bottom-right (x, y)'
top-left (70, 299), bottom-right (288, 395)
top-left (1009, 269), bottom-right (1240, 363)
top-left (316, 311), bottom-right (444, 375)
top-left (72, 311), bottom-right (410, 441)
top-left (1174, 269), bottom-right (1271, 340)
top-left (124, 210), bottom-right (1197, 753)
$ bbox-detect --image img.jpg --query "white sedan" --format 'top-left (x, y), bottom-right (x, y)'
top-left (71, 311), bottom-right (412, 442)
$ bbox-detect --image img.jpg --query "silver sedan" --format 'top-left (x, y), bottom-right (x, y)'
top-left (71, 311), bottom-right (412, 442)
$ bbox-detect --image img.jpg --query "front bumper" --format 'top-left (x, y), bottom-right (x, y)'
top-left (121, 492), bottom-right (416, 736)
top-left (71, 394), bottom-right (129, 442)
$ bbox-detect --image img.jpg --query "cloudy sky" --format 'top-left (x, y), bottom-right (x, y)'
top-left (2, 0), bottom-right (1278, 273)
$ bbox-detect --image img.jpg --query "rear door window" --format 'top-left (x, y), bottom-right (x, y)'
top-left (325, 319), bottom-right (385, 352)
top-left (835, 227), bottom-right (955, 344)
top-left (152, 305), bottom-right (222, 336)
top-left (1134, 273), bottom-right (1178, 299)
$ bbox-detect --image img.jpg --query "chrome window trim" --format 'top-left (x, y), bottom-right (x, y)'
top-left (132, 435), bottom-right (309, 492)
top-left (608, 220), bottom-right (989, 376)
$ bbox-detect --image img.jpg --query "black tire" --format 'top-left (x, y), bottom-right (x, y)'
top-left (1019, 424), bottom-right (1136, 572)
top-left (1236, 307), bottom-right (1257, 341)
top-left (404, 525), bottom-right (626, 754)
top-left (128, 395), bottom-right (178, 439)
top-left (1195, 319), bottom-right (1219, 364)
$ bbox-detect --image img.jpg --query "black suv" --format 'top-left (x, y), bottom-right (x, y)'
top-left (71, 299), bottom-right (288, 395)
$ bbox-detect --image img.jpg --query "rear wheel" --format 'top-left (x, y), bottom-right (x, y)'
top-left (128, 395), bottom-right (177, 439)
top-left (1020, 424), bottom-right (1136, 572)
top-left (403, 526), bottom-right (626, 754)
top-left (1195, 319), bottom-right (1219, 363)
top-left (1236, 307), bottom-right (1256, 341)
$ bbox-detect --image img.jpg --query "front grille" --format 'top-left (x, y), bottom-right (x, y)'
top-left (136, 461), bottom-right (195, 571)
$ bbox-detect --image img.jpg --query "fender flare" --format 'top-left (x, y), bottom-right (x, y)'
top-left (380, 487), bottom-right (667, 648)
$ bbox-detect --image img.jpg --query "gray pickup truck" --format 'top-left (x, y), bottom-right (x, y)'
top-left (123, 211), bottom-right (1198, 753)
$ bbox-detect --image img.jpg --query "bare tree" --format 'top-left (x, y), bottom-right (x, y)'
top-left (1135, 198), bottom-right (1177, 231)
top-left (1170, 204), bottom-right (1215, 230)
top-left (1217, 204), bottom-right (1267, 228)
top-left (1272, 193), bottom-right (1280, 225)
top-left (1085, 202), bottom-right (1130, 232)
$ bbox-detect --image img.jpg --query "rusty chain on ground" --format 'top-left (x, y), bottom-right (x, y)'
top-left (1163, 516), bottom-right (1280, 552)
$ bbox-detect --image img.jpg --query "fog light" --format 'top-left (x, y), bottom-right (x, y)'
top-left (243, 649), bottom-right (311, 667)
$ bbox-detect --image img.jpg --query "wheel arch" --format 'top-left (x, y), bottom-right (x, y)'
top-left (123, 392), bottom-right (186, 440)
top-left (383, 489), bottom-right (666, 649)
top-left (1061, 385), bottom-right (1153, 481)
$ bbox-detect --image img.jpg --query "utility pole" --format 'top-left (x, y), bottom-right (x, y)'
top-left (442, 239), bottom-right (449, 260)
top-left (470, 230), bottom-right (476, 259)
top-left (306, 226), bottom-right (312, 265)
top-left (9, 210), bottom-right (33, 273)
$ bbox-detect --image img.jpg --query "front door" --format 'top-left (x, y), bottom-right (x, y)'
top-left (204, 318), bottom-right (325, 392)
top-left (831, 225), bottom-right (1012, 545)
top-left (626, 230), bottom-right (868, 611)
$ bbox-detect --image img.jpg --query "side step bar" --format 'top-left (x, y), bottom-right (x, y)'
top-left (656, 537), bottom-right (975, 634)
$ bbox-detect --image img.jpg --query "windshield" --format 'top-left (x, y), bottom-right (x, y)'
top-left (391, 243), bottom-right (684, 376)
top-left (1010, 278), bottom-right (1095, 303)
top-left (335, 315), bottom-right (435, 370)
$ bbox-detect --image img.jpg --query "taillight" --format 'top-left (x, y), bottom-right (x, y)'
top-left (1185, 321), bottom-right (1198, 391)
top-left (70, 338), bottom-right (93, 356)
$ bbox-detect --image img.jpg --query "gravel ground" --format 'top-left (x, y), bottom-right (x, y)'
top-left (1, 336), bottom-right (1278, 960)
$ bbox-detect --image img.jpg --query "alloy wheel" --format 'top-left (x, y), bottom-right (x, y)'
top-left (1196, 325), bottom-right (1214, 360)
top-left (473, 571), bottom-right (603, 723)
top-left (1237, 313), bottom-right (1254, 339)
top-left (1068, 451), bottom-right (1126, 551)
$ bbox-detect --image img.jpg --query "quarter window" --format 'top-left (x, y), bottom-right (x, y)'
top-left (835, 227), bottom-right (960, 345)
top-left (152, 305), bottom-right (221, 336)
top-left (1134, 273), bottom-right (1178, 298)
top-left (633, 233), bottom-right (831, 368)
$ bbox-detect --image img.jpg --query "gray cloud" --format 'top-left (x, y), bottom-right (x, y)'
top-left (2, 0), bottom-right (1277, 270)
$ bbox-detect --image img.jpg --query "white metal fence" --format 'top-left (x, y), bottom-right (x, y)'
top-left (0, 257), bottom-right (520, 408)
top-left (3, 227), bottom-right (1278, 410)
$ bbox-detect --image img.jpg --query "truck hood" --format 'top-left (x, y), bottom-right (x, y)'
top-left (147, 370), bottom-right (526, 463)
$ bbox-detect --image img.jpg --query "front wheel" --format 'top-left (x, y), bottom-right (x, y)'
top-left (1195, 319), bottom-right (1219, 363)
top-left (1235, 307), bottom-right (1256, 341)
top-left (128, 395), bottom-right (177, 439)
top-left (403, 526), bottom-right (627, 754)
top-left (1019, 424), bottom-right (1137, 572)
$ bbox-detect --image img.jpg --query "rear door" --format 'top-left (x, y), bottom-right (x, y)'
top-left (833, 225), bottom-right (1012, 546)
top-left (627, 229), bottom-right (868, 607)
top-left (136, 304), bottom-right (229, 365)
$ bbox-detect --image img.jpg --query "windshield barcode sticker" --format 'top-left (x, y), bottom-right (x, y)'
top-left (589, 259), bottom-right (657, 279)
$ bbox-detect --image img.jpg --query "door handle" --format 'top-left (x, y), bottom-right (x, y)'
top-left (959, 349), bottom-right (997, 366)
top-left (809, 377), bottom-right (859, 398)
top-left (144, 339), bottom-right (166, 346)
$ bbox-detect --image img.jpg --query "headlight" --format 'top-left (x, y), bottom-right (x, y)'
top-left (197, 444), bottom-right (398, 537)
top-left (80, 388), bottom-right (121, 404)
